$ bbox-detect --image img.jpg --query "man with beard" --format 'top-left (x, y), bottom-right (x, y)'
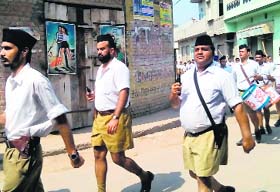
top-left (169, 35), bottom-right (255, 192)
top-left (0, 28), bottom-right (84, 192)
top-left (86, 34), bottom-right (154, 192)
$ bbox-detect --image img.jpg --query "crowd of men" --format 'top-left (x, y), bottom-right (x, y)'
top-left (1, 26), bottom-right (280, 192)
top-left (172, 35), bottom-right (280, 191)
top-left (176, 49), bottom-right (280, 141)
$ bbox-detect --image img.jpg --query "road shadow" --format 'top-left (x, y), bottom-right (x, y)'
top-left (48, 189), bottom-right (70, 192)
top-left (258, 127), bottom-right (280, 144)
top-left (121, 172), bottom-right (185, 192)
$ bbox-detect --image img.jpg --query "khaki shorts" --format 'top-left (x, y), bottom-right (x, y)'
top-left (91, 109), bottom-right (134, 153)
top-left (183, 130), bottom-right (228, 177)
top-left (2, 145), bottom-right (44, 192)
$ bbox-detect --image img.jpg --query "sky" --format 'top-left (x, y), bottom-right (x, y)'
top-left (172, 0), bottom-right (199, 26)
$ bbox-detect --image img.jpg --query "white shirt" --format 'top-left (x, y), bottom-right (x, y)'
top-left (272, 64), bottom-right (280, 93)
top-left (181, 65), bottom-right (187, 73)
top-left (257, 63), bottom-right (273, 86)
top-left (267, 61), bottom-right (276, 72)
top-left (232, 59), bottom-right (260, 90)
top-left (212, 61), bottom-right (220, 66)
top-left (5, 64), bottom-right (68, 140)
top-left (186, 63), bottom-right (195, 71)
top-left (95, 58), bottom-right (130, 111)
top-left (179, 63), bottom-right (242, 133)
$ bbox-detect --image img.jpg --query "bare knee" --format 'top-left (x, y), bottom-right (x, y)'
top-left (94, 146), bottom-right (107, 161)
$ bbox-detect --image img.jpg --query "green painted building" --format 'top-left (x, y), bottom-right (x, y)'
top-left (224, 0), bottom-right (280, 62)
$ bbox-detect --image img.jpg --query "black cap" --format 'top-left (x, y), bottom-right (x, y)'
top-left (219, 55), bottom-right (226, 61)
top-left (255, 50), bottom-right (265, 57)
top-left (2, 28), bottom-right (37, 50)
top-left (195, 34), bottom-right (213, 47)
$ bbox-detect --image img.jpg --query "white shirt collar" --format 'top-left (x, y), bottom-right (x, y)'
top-left (195, 61), bottom-right (216, 75)
top-left (9, 63), bottom-right (31, 86)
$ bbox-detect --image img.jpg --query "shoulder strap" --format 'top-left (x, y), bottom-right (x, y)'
top-left (240, 64), bottom-right (252, 85)
top-left (193, 69), bottom-right (216, 126)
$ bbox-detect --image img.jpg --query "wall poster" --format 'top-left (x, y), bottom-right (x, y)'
top-left (133, 0), bottom-right (154, 21)
top-left (160, 2), bottom-right (172, 27)
top-left (46, 21), bottom-right (76, 74)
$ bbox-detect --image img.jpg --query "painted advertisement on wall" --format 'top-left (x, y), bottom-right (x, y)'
top-left (100, 25), bottom-right (127, 65)
top-left (160, 2), bottom-right (172, 27)
top-left (133, 0), bottom-right (154, 21)
top-left (46, 21), bottom-right (76, 74)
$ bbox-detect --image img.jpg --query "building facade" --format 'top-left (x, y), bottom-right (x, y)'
top-left (0, 0), bottom-right (174, 129)
top-left (174, 0), bottom-right (230, 62)
top-left (175, 0), bottom-right (280, 63)
top-left (224, 0), bottom-right (280, 61)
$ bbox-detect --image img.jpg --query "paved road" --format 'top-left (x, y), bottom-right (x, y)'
top-left (1, 108), bottom-right (280, 191)
top-left (41, 114), bottom-right (280, 192)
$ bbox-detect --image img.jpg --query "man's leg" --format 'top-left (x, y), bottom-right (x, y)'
top-left (94, 146), bottom-right (108, 192)
top-left (274, 101), bottom-right (280, 127)
top-left (256, 111), bottom-right (265, 134)
top-left (189, 171), bottom-right (212, 192)
top-left (248, 111), bottom-right (261, 143)
top-left (110, 151), bottom-right (154, 191)
top-left (198, 176), bottom-right (235, 192)
top-left (263, 108), bottom-right (272, 134)
top-left (190, 172), bottom-right (223, 192)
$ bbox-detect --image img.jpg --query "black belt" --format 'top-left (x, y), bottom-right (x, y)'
top-left (185, 127), bottom-right (213, 137)
top-left (97, 109), bottom-right (115, 116)
top-left (5, 137), bottom-right (40, 149)
top-left (97, 108), bottom-right (129, 116)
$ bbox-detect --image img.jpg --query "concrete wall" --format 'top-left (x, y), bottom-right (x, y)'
top-left (0, 0), bottom-right (124, 128)
top-left (0, 0), bottom-right (175, 126)
top-left (224, 0), bottom-right (280, 20)
top-left (125, 0), bottom-right (174, 117)
top-left (225, 0), bottom-right (280, 60)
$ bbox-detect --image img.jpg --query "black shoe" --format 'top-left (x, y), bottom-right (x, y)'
top-left (255, 130), bottom-right (261, 143)
top-left (219, 186), bottom-right (235, 192)
top-left (274, 119), bottom-right (280, 127)
top-left (259, 126), bottom-right (266, 134)
top-left (236, 138), bottom-right (242, 146)
top-left (266, 125), bottom-right (272, 134)
top-left (140, 171), bottom-right (154, 192)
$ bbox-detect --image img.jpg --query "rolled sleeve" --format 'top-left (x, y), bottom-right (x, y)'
top-left (35, 79), bottom-right (69, 120)
top-left (227, 96), bottom-right (242, 108)
top-left (47, 104), bottom-right (69, 120)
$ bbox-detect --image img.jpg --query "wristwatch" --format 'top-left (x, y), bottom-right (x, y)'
top-left (112, 114), bottom-right (119, 120)
top-left (68, 150), bottom-right (80, 164)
